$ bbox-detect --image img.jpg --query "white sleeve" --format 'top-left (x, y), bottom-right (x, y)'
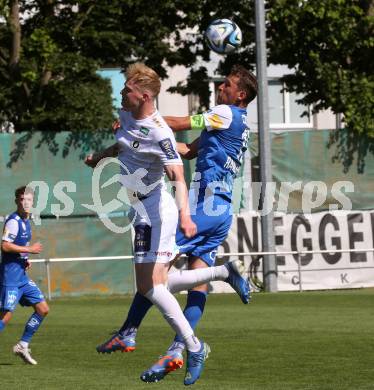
top-left (2, 219), bottom-right (19, 243)
top-left (203, 105), bottom-right (233, 131)
top-left (153, 126), bottom-right (183, 166)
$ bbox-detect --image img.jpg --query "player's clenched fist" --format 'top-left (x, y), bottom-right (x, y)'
top-left (179, 217), bottom-right (197, 238)
top-left (29, 242), bottom-right (43, 254)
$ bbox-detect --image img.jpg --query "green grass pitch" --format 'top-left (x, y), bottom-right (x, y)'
top-left (1, 290), bottom-right (373, 389)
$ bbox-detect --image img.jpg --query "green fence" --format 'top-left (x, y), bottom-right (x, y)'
top-left (1, 129), bottom-right (373, 296)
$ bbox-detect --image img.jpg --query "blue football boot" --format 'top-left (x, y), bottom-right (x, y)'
top-left (96, 332), bottom-right (136, 353)
top-left (140, 350), bottom-right (184, 383)
top-left (184, 342), bottom-right (211, 386)
top-left (225, 260), bottom-right (251, 304)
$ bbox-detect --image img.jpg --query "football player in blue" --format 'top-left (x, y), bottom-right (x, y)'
top-left (95, 65), bottom-right (256, 383)
top-left (0, 186), bottom-right (49, 365)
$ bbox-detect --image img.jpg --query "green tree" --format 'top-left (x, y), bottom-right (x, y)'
top-left (0, 0), bottom-right (210, 160)
top-left (0, 0), bottom-right (115, 132)
top-left (1, 0), bottom-right (252, 128)
top-left (267, 0), bottom-right (374, 172)
top-left (1, 0), bottom-right (372, 172)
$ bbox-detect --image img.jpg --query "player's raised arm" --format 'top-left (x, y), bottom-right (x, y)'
top-left (163, 164), bottom-right (196, 238)
top-left (164, 114), bottom-right (206, 133)
top-left (163, 116), bottom-right (190, 132)
top-left (84, 143), bottom-right (120, 168)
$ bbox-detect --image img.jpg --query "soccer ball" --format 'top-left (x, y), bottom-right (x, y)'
top-left (205, 19), bottom-right (242, 54)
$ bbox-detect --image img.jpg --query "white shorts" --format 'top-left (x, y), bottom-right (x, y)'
top-left (130, 190), bottom-right (178, 264)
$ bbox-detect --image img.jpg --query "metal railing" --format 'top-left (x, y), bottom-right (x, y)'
top-left (30, 247), bottom-right (374, 299)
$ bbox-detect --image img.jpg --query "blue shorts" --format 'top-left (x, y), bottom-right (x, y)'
top-left (0, 280), bottom-right (45, 312)
top-left (176, 192), bottom-right (233, 266)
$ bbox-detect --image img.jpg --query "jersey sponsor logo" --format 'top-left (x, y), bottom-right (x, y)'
top-left (206, 113), bottom-right (224, 129)
top-left (154, 251), bottom-right (172, 257)
top-left (159, 138), bottom-right (178, 160)
top-left (139, 126), bottom-right (150, 136)
top-left (132, 140), bottom-right (140, 149)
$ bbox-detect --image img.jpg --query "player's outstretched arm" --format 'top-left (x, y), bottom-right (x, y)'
top-left (84, 143), bottom-right (119, 168)
top-left (164, 164), bottom-right (196, 238)
top-left (177, 137), bottom-right (200, 160)
top-left (164, 116), bottom-right (191, 132)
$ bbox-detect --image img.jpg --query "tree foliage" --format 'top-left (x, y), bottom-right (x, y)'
top-left (267, 0), bottom-right (374, 172)
top-left (0, 0), bottom-right (115, 132)
top-left (0, 0), bottom-right (254, 129)
top-left (0, 0), bottom-right (372, 171)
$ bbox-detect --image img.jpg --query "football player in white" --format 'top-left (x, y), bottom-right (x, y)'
top-left (85, 63), bottom-right (209, 385)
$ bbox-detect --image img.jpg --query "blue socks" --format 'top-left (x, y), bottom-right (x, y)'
top-left (174, 290), bottom-right (207, 344)
top-left (21, 312), bottom-right (44, 343)
top-left (0, 319), bottom-right (5, 332)
top-left (119, 292), bottom-right (153, 336)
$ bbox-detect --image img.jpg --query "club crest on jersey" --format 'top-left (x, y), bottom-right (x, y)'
top-left (159, 138), bottom-right (178, 160)
top-left (139, 127), bottom-right (150, 136)
top-left (132, 140), bottom-right (140, 149)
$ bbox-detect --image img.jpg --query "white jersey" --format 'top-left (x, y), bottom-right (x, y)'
top-left (116, 109), bottom-right (182, 197)
top-left (116, 109), bottom-right (182, 264)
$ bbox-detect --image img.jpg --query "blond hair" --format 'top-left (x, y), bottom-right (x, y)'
top-left (125, 63), bottom-right (161, 98)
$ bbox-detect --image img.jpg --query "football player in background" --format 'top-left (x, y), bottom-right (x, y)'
top-left (0, 186), bottom-right (49, 365)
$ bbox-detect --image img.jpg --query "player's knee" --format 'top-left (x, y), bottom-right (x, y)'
top-left (190, 284), bottom-right (209, 293)
top-left (36, 303), bottom-right (49, 317)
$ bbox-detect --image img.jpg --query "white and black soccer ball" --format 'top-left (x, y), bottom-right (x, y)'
top-left (205, 19), bottom-right (242, 54)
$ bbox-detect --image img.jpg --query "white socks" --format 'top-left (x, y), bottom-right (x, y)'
top-left (145, 284), bottom-right (201, 352)
top-left (167, 264), bottom-right (229, 294)
top-left (142, 265), bottom-right (231, 352)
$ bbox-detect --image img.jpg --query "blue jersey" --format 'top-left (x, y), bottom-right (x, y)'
top-left (0, 212), bottom-right (31, 287)
top-left (194, 105), bottom-right (249, 199)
